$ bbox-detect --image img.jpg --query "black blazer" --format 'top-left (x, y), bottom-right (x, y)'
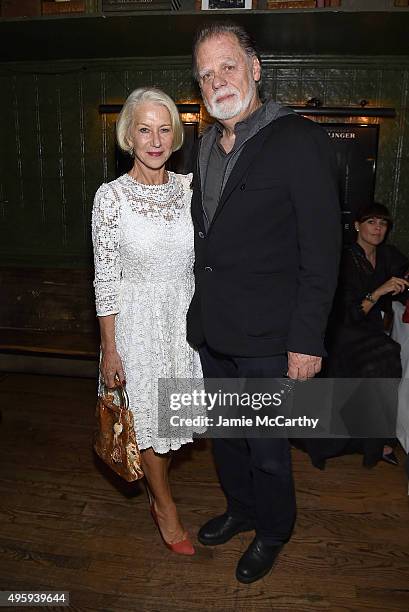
top-left (187, 113), bottom-right (341, 357)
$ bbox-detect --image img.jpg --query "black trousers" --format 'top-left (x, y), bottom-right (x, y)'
top-left (199, 344), bottom-right (296, 545)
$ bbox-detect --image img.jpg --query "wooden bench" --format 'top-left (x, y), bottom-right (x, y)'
top-left (0, 267), bottom-right (99, 369)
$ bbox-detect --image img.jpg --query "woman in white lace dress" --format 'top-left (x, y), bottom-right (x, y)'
top-left (92, 87), bottom-right (201, 555)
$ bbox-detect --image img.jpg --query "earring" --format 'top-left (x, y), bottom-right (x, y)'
top-left (129, 147), bottom-right (134, 157)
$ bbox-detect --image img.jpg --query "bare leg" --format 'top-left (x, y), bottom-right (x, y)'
top-left (141, 448), bottom-right (186, 544)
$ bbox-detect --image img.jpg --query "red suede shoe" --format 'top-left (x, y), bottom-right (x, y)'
top-left (150, 504), bottom-right (195, 556)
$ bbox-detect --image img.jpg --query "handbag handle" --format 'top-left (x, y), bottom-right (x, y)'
top-left (101, 379), bottom-right (129, 411)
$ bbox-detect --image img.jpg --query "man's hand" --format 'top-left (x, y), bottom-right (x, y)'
top-left (287, 352), bottom-right (322, 381)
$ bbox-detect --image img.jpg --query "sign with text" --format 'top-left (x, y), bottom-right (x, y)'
top-left (322, 123), bottom-right (379, 243)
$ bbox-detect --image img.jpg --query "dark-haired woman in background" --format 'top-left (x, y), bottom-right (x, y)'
top-left (306, 203), bottom-right (409, 468)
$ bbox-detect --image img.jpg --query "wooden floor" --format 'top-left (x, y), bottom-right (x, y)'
top-left (0, 372), bottom-right (409, 612)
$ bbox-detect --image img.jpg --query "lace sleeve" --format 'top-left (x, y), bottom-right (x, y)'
top-left (91, 183), bottom-right (121, 317)
top-left (178, 172), bottom-right (193, 192)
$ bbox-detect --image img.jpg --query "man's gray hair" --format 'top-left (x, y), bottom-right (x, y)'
top-left (192, 22), bottom-right (261, 81)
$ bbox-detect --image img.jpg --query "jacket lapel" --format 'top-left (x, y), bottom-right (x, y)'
top-left (192, 126), bottom-right (218, 233)
top-left (191, 173), bottom-right (205, 231)
top-left (199, 127), bottom-right (217, 195)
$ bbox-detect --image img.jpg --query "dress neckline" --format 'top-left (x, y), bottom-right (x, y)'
top-left (124, 171), bottom-right (174, 189)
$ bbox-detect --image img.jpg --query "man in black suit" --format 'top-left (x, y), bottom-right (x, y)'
top-left (187, 22), bottom-right (340, 584)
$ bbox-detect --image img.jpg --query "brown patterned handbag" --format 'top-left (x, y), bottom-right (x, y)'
top-left (94, 383), bottom-right (144, 482)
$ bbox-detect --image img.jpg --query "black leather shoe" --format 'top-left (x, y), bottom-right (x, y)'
top-left (197, 513), bottom-right (254, 546)
top-left (382, 450), bottom-right (399, 466)
top-left (236, 537), bottom-right (283, 584)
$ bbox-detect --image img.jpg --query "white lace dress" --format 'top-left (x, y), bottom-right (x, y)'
top-left (92, 171), bottom-right (202, 454)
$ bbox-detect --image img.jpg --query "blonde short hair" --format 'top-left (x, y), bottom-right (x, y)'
top-left (116, 87), bottom-right (184, 154)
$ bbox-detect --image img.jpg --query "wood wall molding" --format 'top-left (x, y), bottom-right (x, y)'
top-left (3, 54), bottom-right (409, 72)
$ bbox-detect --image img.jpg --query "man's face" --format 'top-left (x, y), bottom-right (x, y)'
top-left (196, 33), bottom-right (261, 122)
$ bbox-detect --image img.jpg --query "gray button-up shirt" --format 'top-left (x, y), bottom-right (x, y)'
top-left (202, 100), bottom-right (290, 225)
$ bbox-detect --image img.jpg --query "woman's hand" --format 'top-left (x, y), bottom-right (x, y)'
top-left (373, 276), bottom-right (409, 300)
top-left (100, 348), bottom-right (126, 388)
top-left (97, 314), bottom-right (125, 388)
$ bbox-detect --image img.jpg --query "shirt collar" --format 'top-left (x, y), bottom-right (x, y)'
top-left (215, 102), bottom-right (265, 136)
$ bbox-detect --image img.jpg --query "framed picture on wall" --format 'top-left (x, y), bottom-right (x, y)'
top-left (200, 1), bottom-right (253, 9)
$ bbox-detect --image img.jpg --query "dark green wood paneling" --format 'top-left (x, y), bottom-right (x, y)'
top-left (2, 11), bottom-right (409, 61)
top-left (1, 54), bottom-right (409, 268)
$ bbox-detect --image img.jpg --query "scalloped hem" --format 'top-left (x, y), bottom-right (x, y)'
top-left (138, 437), bottom-right (196, 454)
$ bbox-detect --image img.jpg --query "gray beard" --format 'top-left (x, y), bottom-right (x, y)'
top-left (204, 81), bottom-right (256, 121)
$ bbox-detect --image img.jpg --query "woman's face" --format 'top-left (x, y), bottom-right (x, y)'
top-left (355, 216), bottom-right (389, 248)
top-left (128, 102), bottom-right (174, 172)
